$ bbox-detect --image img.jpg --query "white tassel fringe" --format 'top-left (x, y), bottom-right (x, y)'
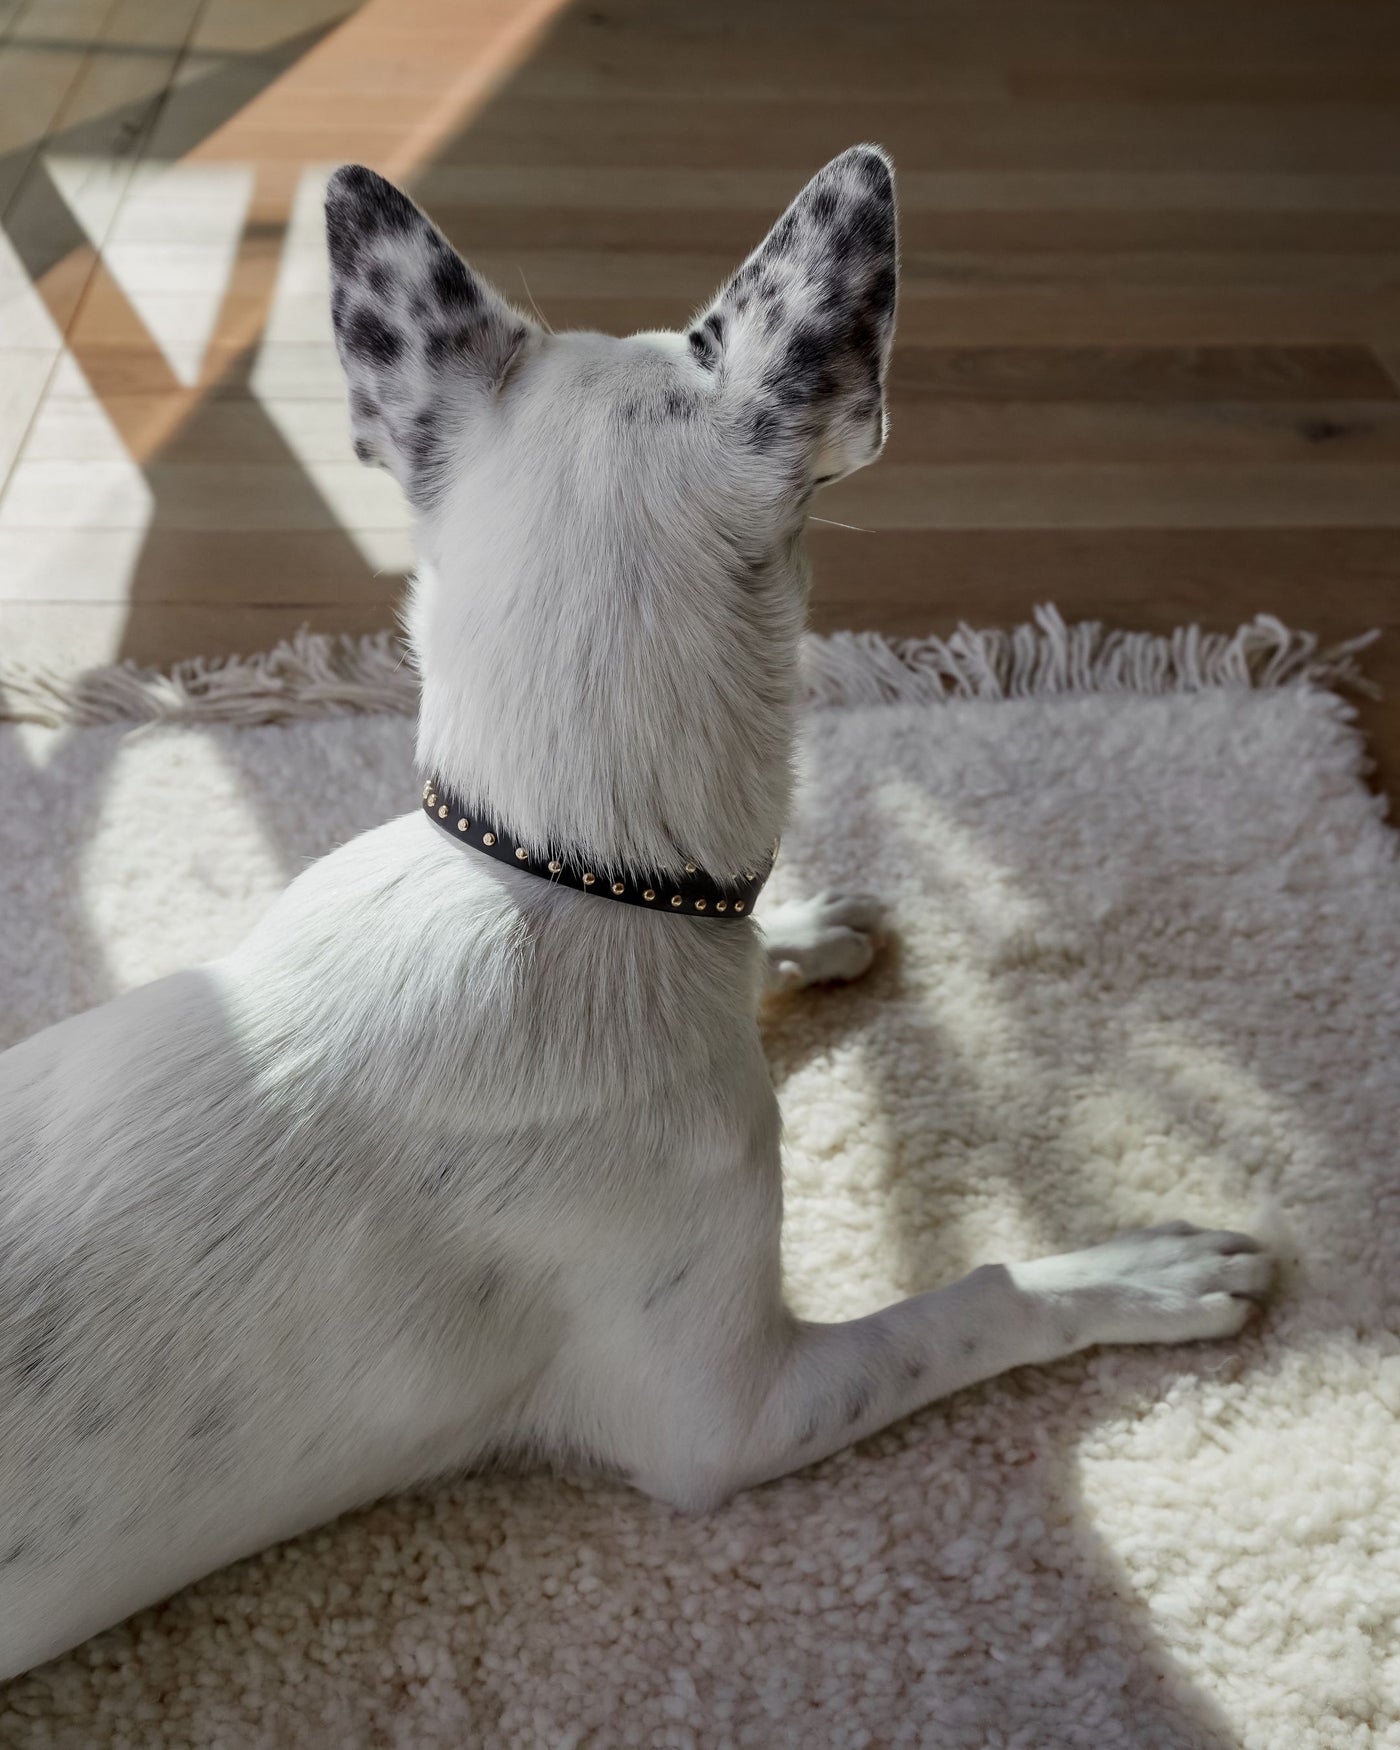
top-left (0, 606), bottom-right (1377, 728)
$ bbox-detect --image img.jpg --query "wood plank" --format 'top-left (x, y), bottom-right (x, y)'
top-left (823, 463), bottom-right (1400, 530)
top-left (888, 346), bottom-right (1399, 402)
top-left (805, 527), bottom-right (1400, 631)
top-left (433, 97), bottom-right (1400, 176)
top-left (880, 401), bottom-right (1400, 467)
top-left (0, 599), bottom-right (404, 673)
top-left (0, 526), bottom-right (411, 602)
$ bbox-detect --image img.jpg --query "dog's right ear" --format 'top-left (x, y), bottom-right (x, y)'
top-left (689, 145), bottom-right (898, 491)
top-left (325, 165), bottom-right (533, 506)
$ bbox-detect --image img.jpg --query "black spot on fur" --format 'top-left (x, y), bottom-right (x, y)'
top-left (757, 275), bottom-right (782, 307)
top-left (747, 405), bottom-right (782, 450)
top-left (350, 390), bottom-right (379, 420)
top-left (430, 252), bottom-right (481, 312)
top-left (327, 165), bottom-right (418, 241)
top-left (345, 306), bottom-right (405, 368)
top-left (841, 196), bottom-right (895, 258)
top-left (765, 324), bottom-right (837, 406)
top-left (365, 263), bottom-right (394, 298)
top-left (353, 437), bottom-right (374, 463)
top-left (851, 150), bottom-right (890, 192)
top-left (810, 187), bottom-right (838, 224)
top-left (663, 389), bottom-right (695, 420)
top-left (869, 265), bottom-right (896, 318)
top-left (960, 1334), bottom-right (979, 1358)
top-left (327, 228), bottom-right (362, 278)
top-left (411, 406), bottom-right (439, 443)
top-left (815, 270), bottom-right (847, 319)
top-left (765, 210), bottom-right (799, 259)
top-left (905, 1359), bottom-right (926, 1385)
top-left (687, 329), bottom-right (715, 371)
top-left (703, 310), bottom-right (725, 344)
top-left (425, 321), bottom-right (480, 367)
top-left (410, 294), bottom-right (429, 319)
top-left (0, 1539), bottom-right (34, 1570)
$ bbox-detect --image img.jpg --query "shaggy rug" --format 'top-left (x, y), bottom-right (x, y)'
top-left (0, 610), bottom-right (1396, 1750)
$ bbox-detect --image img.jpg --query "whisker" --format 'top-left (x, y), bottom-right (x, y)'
top-left (809, 515), bottom-right (871, 533)
top-left (517, 267), bottom-right (553, 334)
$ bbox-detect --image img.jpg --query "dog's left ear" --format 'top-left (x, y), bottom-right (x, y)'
top-left (324, 165), bottom-right (533, 505)
top-left (690, 144), bottom-right (898, 487)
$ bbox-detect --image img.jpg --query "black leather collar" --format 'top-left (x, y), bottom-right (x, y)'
top-left (421, 778), bottom-right (773, 918)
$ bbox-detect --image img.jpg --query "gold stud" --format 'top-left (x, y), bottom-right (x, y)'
top-left (684, 861), bottom-right (697, 873)
top-left (694, 899), bottom-right (706, 911)
top-left (457, 818), bottom-right (469, 832)
top-left (671, 895), bottom-right (682, 907)
top-left (548, 859), bottom-right (563, 873)
top-left (482, 832), bottom-right (495, 846)
top-left (515, 846), bottom-right (528, 861)
top-left (734, 901), bottom-right (745, 912)
top-left (423, 782), bottom-right (432, 799)
top-left (438, 805), bottom-right (448, 818)
top-left (716, 901), bottom-right (727, 913)
top-left (612, 881), bottom-right (625, 894)
top-left (583, 873), bottom-right (596, 886)
top-left (427, 793), bottom-right (437, 808)
top-left (644, 889), bottom-right (656, 902)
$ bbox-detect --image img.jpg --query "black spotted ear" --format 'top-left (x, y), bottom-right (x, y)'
top-left (690, 145), bottom-right (897, 486)
top-left (324, 165), bottom-right (532, 505)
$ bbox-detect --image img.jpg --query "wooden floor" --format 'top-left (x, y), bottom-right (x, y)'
top-left (1, 0), bottom-right (1398, 787)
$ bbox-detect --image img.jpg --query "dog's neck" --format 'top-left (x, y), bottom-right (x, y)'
top-left (408, 545), bottom-right (807, 882)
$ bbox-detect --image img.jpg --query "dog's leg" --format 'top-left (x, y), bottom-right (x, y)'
top-left (631, 1221), bottom-right (1271, 1510)
top-left (758, 892), bottom-right (885, 991)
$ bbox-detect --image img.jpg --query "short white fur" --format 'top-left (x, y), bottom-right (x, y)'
top-left (0, 148), bottom-right (1271, 1680)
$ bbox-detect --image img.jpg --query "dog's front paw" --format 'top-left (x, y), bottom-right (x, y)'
top-left (1018, 1220), bottom-right (1275, 1349)
top-left (761, 891), bottom-right (885, 992)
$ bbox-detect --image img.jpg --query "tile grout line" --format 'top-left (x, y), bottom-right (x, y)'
top-left (0, 0), bottom-right (215, 509)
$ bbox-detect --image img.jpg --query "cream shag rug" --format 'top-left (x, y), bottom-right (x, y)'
top-left (0, 610), bottom-right (1397, 1750)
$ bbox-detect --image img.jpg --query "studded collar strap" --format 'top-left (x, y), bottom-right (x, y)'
top-left (421, 778), bottom-right (773, 918)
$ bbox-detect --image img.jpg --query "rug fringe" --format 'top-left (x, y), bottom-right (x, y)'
top-left (800, 605), bottom-right (1379, 709)
top-left (0, 628), bottom-right (418, 727)
top-left (0, 606), bottom-right (1378, 727)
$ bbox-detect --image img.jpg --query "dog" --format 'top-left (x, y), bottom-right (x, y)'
top-left (0, 146), bottom-right (1272, 1680)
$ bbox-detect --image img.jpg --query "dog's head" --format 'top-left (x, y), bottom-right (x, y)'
top-left (325, 148), bottom-right (897, 874)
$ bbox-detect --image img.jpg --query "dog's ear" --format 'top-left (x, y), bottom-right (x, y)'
top-left (690, 145), bottom-right (897, 488)
top-left (325, 165), bottom-right (533, 505)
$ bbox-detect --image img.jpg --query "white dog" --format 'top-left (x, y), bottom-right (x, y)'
top-left (0, 147), bottom-right (1272, 1680)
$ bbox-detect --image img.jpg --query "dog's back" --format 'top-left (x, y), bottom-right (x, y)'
top-left (0, 811), bottom-right (773, 1674)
